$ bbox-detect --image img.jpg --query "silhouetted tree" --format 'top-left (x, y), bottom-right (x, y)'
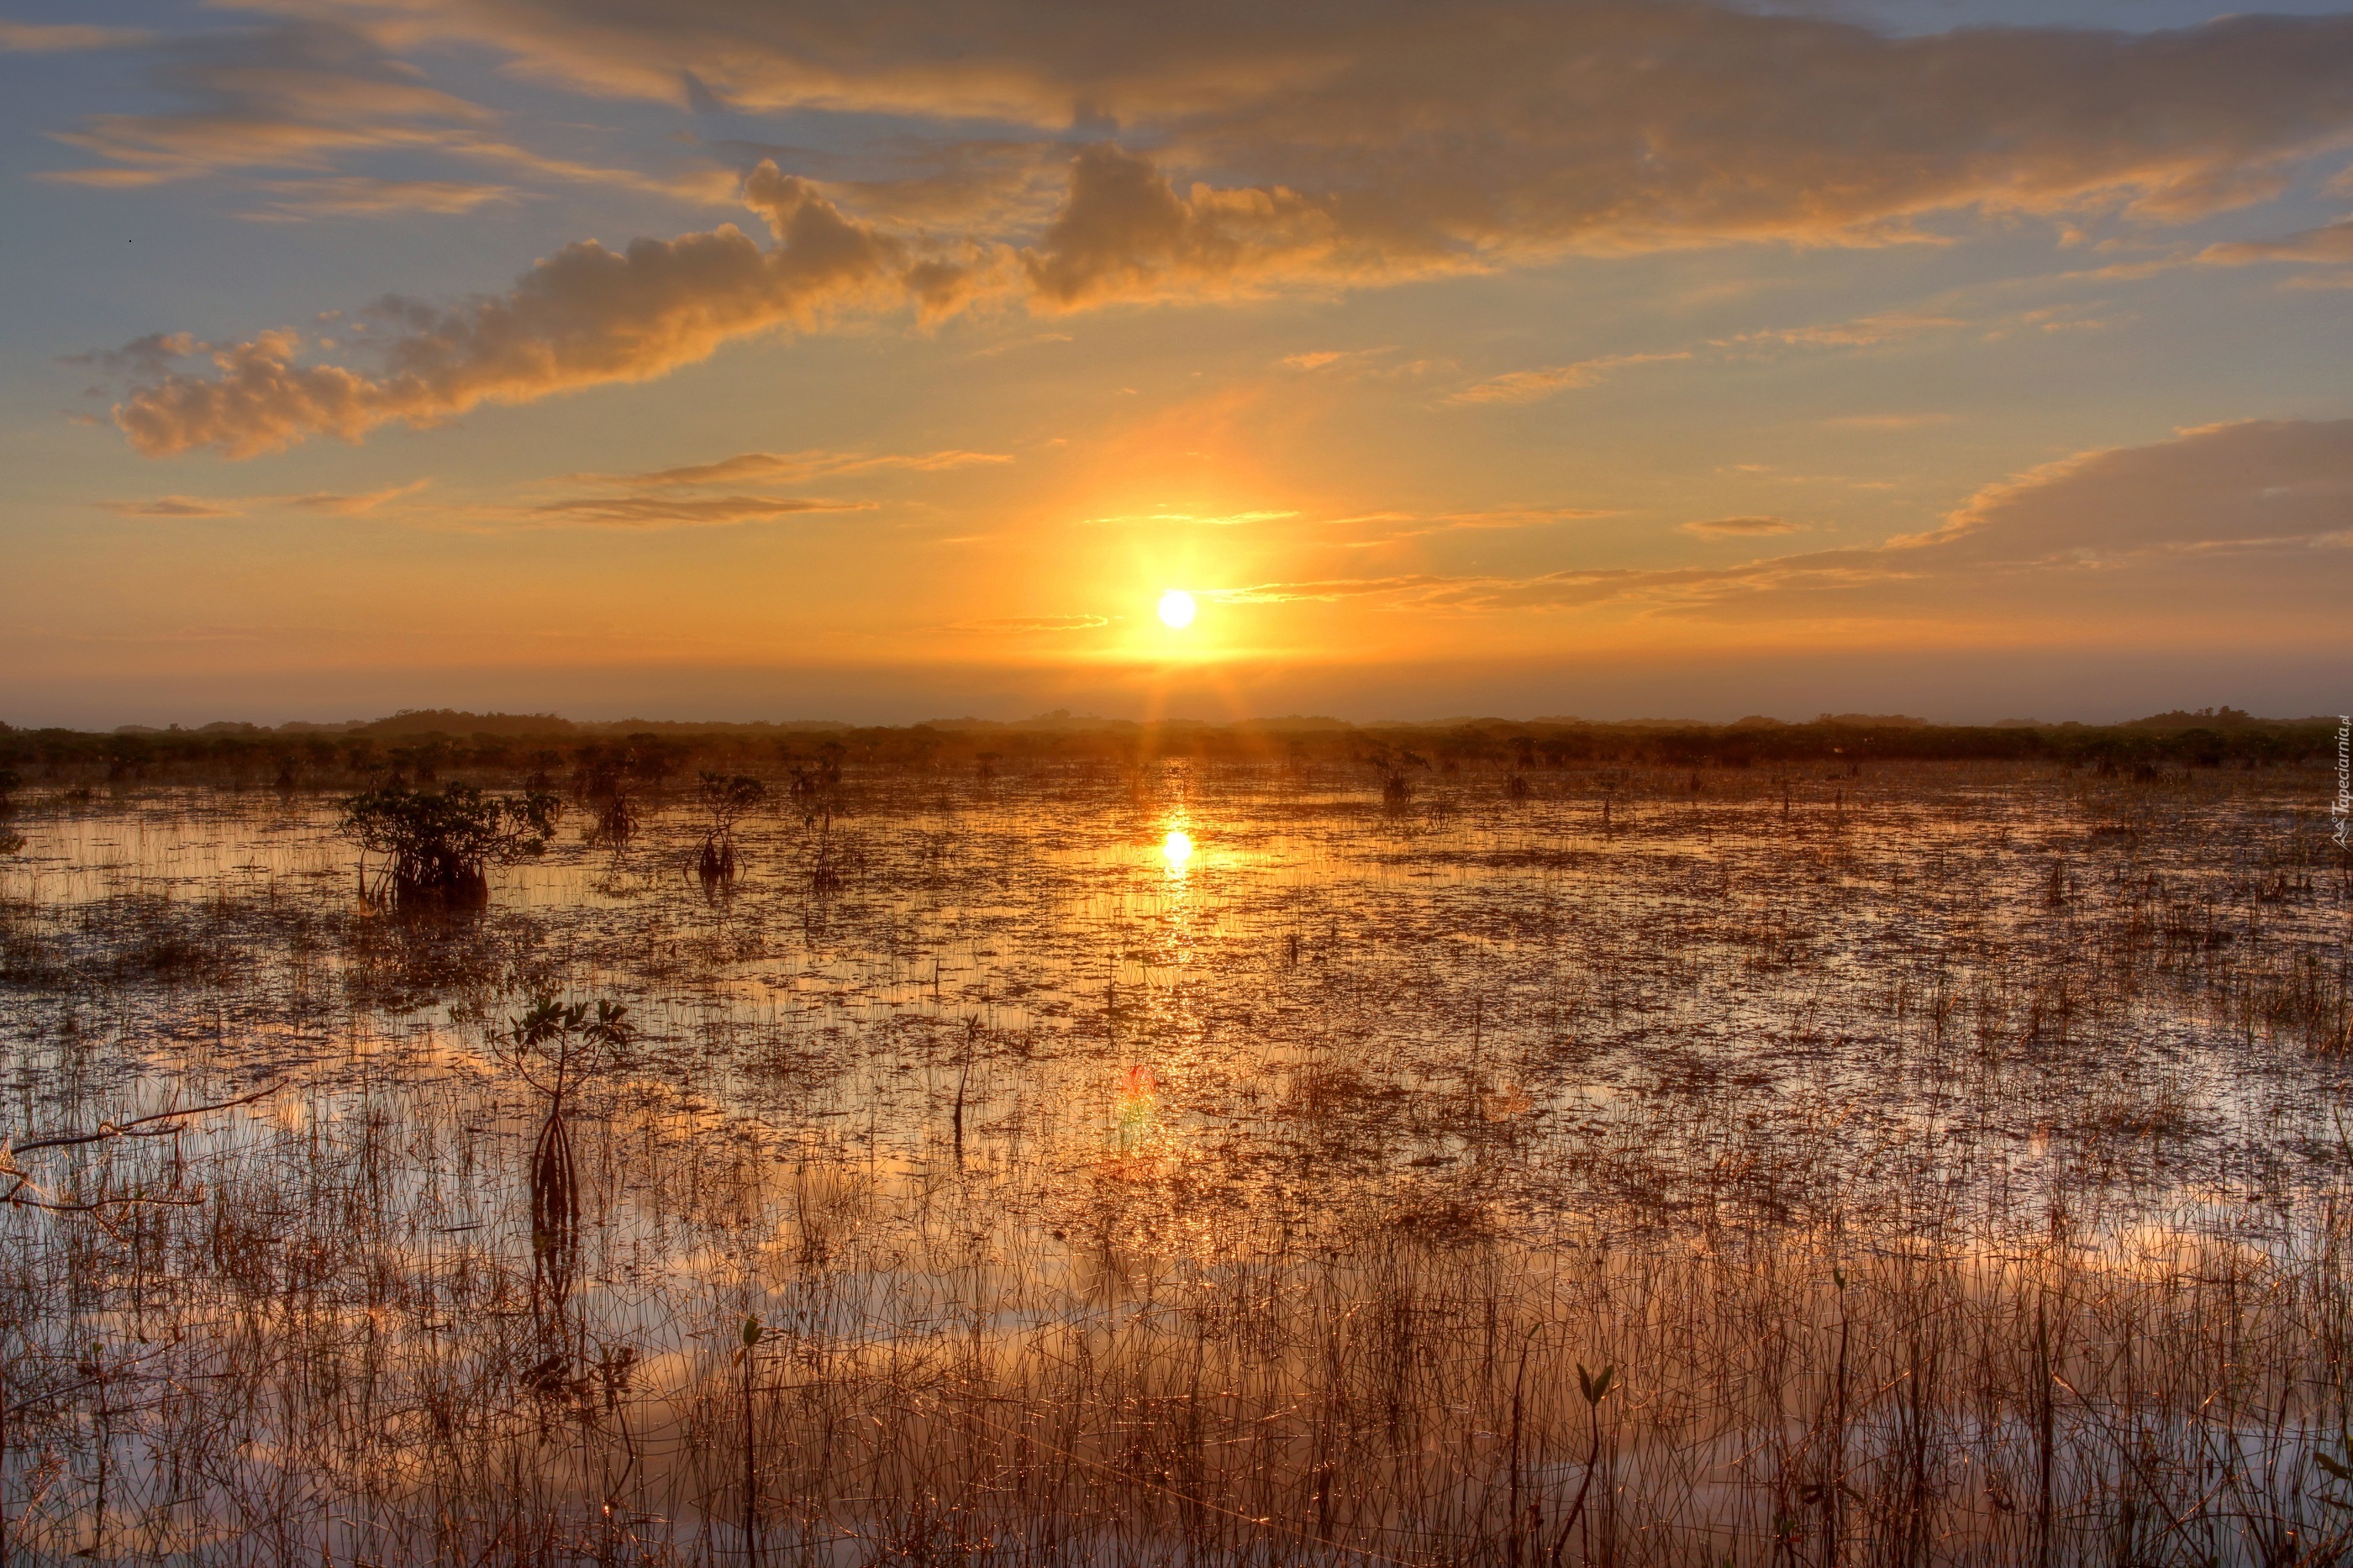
top-left (340, 781), bottom-right (559, 905)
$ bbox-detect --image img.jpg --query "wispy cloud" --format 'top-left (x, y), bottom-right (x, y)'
top-left (34, 20), bottom-right (734, 209)
top-left (1332, 507), bottom-right (1617, 543)
top-left (1206, 575), bottom-right (1450, 604)
top-left (1449, 308), bottom-right (1986, 404)
top-left (244, 176), bottom-right (521, 219)
top-left (1823, 413), bottom-right (1953, 430)
top-left (955, 613), bottom-right (1110, 633)
top-left (582, 449), bottom-right (1012, 491)
top-left (95, 480), bottom-right (429, 518)
top-left (1719, 313), bottom-right (1963, 351)
top-left (39, 22), bottom-right (492, 187)
top-left (2198, 218), bottom-right (2353, 268)
top-left (1446, 352), bottom-right (1692, 406)
top-left (0, 21), bottom-right (152, 51)
top-left (518, 493), bottom-right (870, 529)
top-left (1682, 516), bottom-right (1801, 538)
top-left (266, 0), bottom-right (2353, 265)
top-left (1083, 508), bottom-right (1299, 528)
top-left (281, 480), bottom-right (430, 515)
top-left (1187, 420), bottom-right (2353, 623)
top-left (97, 496), bottom-right (244, 518)
top-left (1450, 306), bottom-right (2049, 408)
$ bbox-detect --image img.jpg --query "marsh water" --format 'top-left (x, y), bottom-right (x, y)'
top-left (1, 760), bottom-right (2347, 1563)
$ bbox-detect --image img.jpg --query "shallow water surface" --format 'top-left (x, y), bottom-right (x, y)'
top-left (0, 760), bottom-right (2346, 1562)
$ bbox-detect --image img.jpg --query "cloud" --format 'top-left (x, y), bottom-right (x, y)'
top-left (0, 21), bottom-right (151, 50)
top-left (1083, 508), bottom-right (1299, 528)
top-left (40, 22), bottom-right (491, 187)
top-left (36, 20), bottom-right (734, 206)
top-left (97, 496), bottom-right (245, 518)
top-left (1021, 143), bottom-right (1366, 306)
top-left (113, 166), bottom-right (940, 456)
top-left (91, 3), bottom-right (2353, 452)
top-left (2199, 218), bottom-right (2353, 266)
top-left (964, 329), bottom-right (1073, 359)
top-left (1202, 419), bottom-right (2353, 620)
top-left (280, 479), bottom-right (429, 513)
top-left (258, 1), bottom-right (2353, 267)
top-left (69, 331), bottom-right (204, 376)
top-left (1899, 417), bottom-right (2353, 562)
top-left (708, 135), bottom-right (1068, 231)
top-left (1824, 413), bottom-right (1953, 430)
top-left (1498, 422), bottom-right (2353, 613)
top-left (245, 176), bottom-right (520, 218)
top-left (1682, 516), bottom-right (1801, 538)
top-left (955, 613), bottom-right (1111, 633)
top-left (1332, 507), bottom-right (1617, 543)
top-left (517, 493), bottom-right (870, 529)
top-left (583, 449), bottom-right (1012, 490)
top-left (96, 471), bottom-right (865, 529)
top-left (1429, 507), bottom-right (1615, 530)
top-left (1207, 575), bottom-right (1450, 604)
top-left (95, 481), bottom-right (429, 518)
top-left (1449, 305), bottom-right (2040, 408)
top-left (1448, 352), bottom-right (1693, 406)
top-left (1720, 313), bottom-right (1963, 350)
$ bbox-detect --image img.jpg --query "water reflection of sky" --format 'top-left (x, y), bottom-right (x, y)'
top-left (2, 764), bottom-right (2345, 1561)
top-left (1, 763), bottom-right (2345, 1263)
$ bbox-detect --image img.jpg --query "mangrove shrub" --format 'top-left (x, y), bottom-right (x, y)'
top-left (340, 781), bottom-right (559, 904)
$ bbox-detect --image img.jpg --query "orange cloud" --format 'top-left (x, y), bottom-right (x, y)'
top-left (1900, 418), bottom-right (2353, 563)
top-left (1448, 352), bottom-right (1693, 406)
top-left (516, 494), bottom-right (869, 529)
top-left (35, 21), bottom-right (734, 208)
top-left (2199, 218), bottom-right (2353, 267)
top-left (1207, 419), bottom-right (2353, 621)
top-left (1682, 516), bottom-right (1801, 538)
top-left (1022, 144), bottom-right (1371, 305)
top-left (244, 176), bottom-right (520, 218)
top-left (1449, 305), bottom-right (2056, 408)
top-left (1823, 413), bottom-right (1954, 430)
top-left (580, 449), bottom-right (1012, 490)
top-left (281, 480), bottom-right (430, 514)
top-left (1208, 575), bottom-right (1450, 605)
top-left (955, 614), bottom-right (1112, 634)
top-left (113, 168), bottom-right (925, 456)
top-left (92, 5), bottom-right (2353, 456)
top-left (97, 496), bottom-right (245, 518)
top-left (0, 21), bottom-right (151, 50)
top-left (266, 0), bottom-right (2353, 255)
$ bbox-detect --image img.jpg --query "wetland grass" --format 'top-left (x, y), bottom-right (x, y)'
top-left (0, 742), bottom-right (2346, 1564)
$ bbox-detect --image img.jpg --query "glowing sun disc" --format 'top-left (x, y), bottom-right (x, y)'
top-left (1157, 589), bottom-right (1197, 629)
top-left (1161, 829), bottom-right (1194, 868)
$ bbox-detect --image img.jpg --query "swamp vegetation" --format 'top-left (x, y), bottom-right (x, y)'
top-left (0, 729), bottom-right (2345, 1565)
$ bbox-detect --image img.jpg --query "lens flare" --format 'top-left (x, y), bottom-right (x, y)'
top-left (1157, 589), bottom-right (1197, 629)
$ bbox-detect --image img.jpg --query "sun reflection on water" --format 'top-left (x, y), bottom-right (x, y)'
top-left (1161, 826), bottom-right (1193, 873)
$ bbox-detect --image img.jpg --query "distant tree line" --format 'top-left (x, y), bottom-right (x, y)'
top-left (0, 710), bottom-right (2336, 785)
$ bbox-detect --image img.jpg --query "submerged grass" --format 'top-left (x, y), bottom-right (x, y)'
top-left (0, 755), bottom-right (2346, 1564)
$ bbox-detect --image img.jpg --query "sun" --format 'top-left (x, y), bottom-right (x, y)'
top-left (1157, 588), bottom-right (1197, 629)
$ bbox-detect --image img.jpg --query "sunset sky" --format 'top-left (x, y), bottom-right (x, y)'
top-left (4, 0), bottom-right (2350, 726)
